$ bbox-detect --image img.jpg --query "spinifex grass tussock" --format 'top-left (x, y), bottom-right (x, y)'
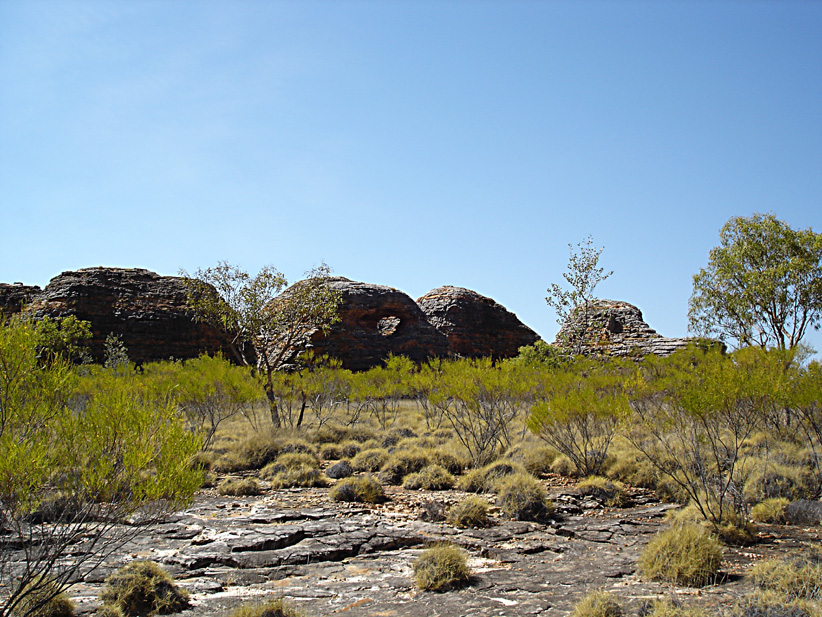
top-left (576, 476), bottom-right (629, 507)
top-left (351, 448), bottom-right (390, 472)
top-left (495, 473), bottom-right (554, 522)
top-left (638, 522), bottom-right (722, 587)
top-left (413, 544), bottom-right (471, 592)
top-left (457, 460), bottom-right (527, 493)
top-left (378, 449), bottom-right (430, 485)
top-left (752, 549), bottom-right (822, 601)
top-left (266, 468), bottom-right (328, 489)
top-left (217, 477), bottom-right (262, 497)
top-left (328, 476), bottom-right (386, 504)
top-left (402, 464), bottom-right (455, 490)
top-left (731, 590), bottom-right (822, 617)
top-left (570, 590), bottom-right (623, 617)
top-left (100, 561), bottom-right (189, 617)
top-left (639, 598), bottom-right (708, 617)
top-left (16, 576), bottom-right (75, 617)
top-left (447, 496), bottom-right (490, 528)
top-left (750, 498), bottom-right (790, 524)
top-left (550, 454), bottom-right (577, 477)
top-left (228, 598), bottom-right (306, 617)
top-left (214, 434), bottom-right (281, 473)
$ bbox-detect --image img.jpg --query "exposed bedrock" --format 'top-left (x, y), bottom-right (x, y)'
top-left (28, 267), bottom-right (233, 364)
top-left (416, 285), bottom-right (540, 359)
top-left (0, 282), bottom-right (41, 316)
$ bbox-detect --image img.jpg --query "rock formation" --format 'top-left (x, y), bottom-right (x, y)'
top-left (301, 277), bottom-right (451, 371)
top-left (417, 286), bottom-right (539, 359)
top-left (554, 299), bottom-right (697, 358)
top-left (0, 282), bottom-right (41, 316)
top-left (28, 267), bottom-right (233, 364)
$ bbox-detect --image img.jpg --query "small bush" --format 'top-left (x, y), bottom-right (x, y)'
top-left (447, 496), bottom-right (490, 528)
top-left (100, 561), bottom-right (189, 617)
top-left (457, 460), bottom-right (526, 493)
top-left (328, 476), bottom-right (386, 504)
top-left (403, 464), bottom-right (455, 490)
top-left (266, 468), bottom-right (328, 489)
top-left (751, 498), bottom-right (791, 524)
top-left (378, 449), bottom-right (430, 485)
top-left (217, 477), bottom-right (262, 496)
top-left (571, 590), bottom-right (623, 617)
top-left (260, 452), bottom-right (320, 478)
top-left (495, 473), bottom-right (554, 522)
top-left (429, 449), bottom-right (466, 475)
top-left (413, 544), bottom-right (471, 592)
top-left (214, 435), bottom-right (281, 472)
top-left (17, 576), bottom-right (75, 617)
top-left (577, 476), bottom-right (629, 507)
top-left (752, 550), bottom-right (822, 601)
top-left (228, 598), bottom-right (304, 617)
top-left (351, 448), bottom-right (390, 473)
top-left (638, 522), bottom-right (722, 587)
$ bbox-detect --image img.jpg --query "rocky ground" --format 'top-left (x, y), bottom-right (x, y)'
top-left (61, 477), bottom-right (821, 617)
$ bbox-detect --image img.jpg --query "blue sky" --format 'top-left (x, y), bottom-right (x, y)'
top-left (1, 1), bottom-right (821, 349)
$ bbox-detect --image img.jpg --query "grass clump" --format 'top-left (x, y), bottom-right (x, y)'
top-left (457, 460), bottom-right (526, 493)
top-left (378, 449), bottom-right (430, 485)
top-left (640, 598), bottom-right (707, 617)
top-left (751, 550), bottom-right (822, 601)
top-left (428, 449), bottom-right (466, 475)
top-left (217, 477), bottom-right (262, 496)
top-left (266, 468), bottom-right (328, 489)
top-left (751, 498), bottom-right (790, 524)
top-left (351, 448), bottom-right (390, 473)
top-left (571, 590), bottom-right (623, 617)
top-left (731, 590), bottom-right (822, 617)
top-left (402, 464), bottom-right (455, 490)
top-left (100, 561), bottom-right (189, 616)
top-left (214, 434), bottom-right (281, 472)
top-left (328, 476), bottom-right (386, 504)
top-left (228, 598), bottom-right (304, 617)
top-left (577, 476), bottom-right (629, 507)
top-left (495, 473), bottom-right (554, 522)
top-left (16, 576), bottom-right (75, 617)
top-left (550, 453), bottom-right (577, 477)
top-left (638, 522), bottom-right (722, 587)
top-left (447, 496), bottom-right (490, 528)
top-left (413, 544), bottom-right (471, 592)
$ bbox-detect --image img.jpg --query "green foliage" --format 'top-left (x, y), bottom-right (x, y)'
top-left (15, 576), bottom-right (75, 617)
top-left (103, 333), bottom-right (130, 370)
top-left (689, 213), bottom-right (822, 350)
top-left (0, 318), bottom-right (202, 617)
top-left (576, 476), bottom-right (628, 507)
top-left (33, 315), bottom-right (92, 365)
top-left (181, 261), bottom-right (342, 428)
top-left (509, 340), bottom-right (570, 369)
top-left (328, 476), bottom-right (386, 504)
top-left (447, 496), bottom-right (490, 528)
top-left (217, 477), bottom-right (262, 496)
top-left (100, 561), bottom-right (189, 616)
top-left (412, 544), bottom-right (471, 592)
top-left (546, 236), bottom-right (613, 354)
top-left (571, 590), bottom-right (623, 617)
top-left (228, 598), bottom-right (305, 617)
top-left (750, 498), bottom-right (790, 524)
top-left (638, 522), bottom-right (723, 587)
top-left (495, 473), bottom-right (554, 521)
top-left (402, 464), bottom-right (455, 490)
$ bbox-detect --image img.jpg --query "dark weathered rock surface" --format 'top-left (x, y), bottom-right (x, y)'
top-left (554, 300), bottom-right (702, 358)
top-left (28, 267), bottom-right (233, 364)
top-left (784, 499), bottom-right (822, 525)
top-left (0, 282), bottom-right (41, 316)
top-left (417, 286), bottom-right (540, 359)
top-left (301, 277), bottom-right (451, 371)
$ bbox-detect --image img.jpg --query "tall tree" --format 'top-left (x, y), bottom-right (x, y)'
top-left (546, 236), bottom-right (613, 355)
top-left (689, 213), bottom-right (822, 350)
top-left (181, 262), bottom-right (342, 428)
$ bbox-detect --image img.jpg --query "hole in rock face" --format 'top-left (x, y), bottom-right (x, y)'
top-left (606, 315), bottom-right (623, 334)
top-left (377, 316), bottom-right (401, 336)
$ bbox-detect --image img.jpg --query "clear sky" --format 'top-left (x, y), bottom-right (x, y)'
top-left (1, 1), bottom-right (820, 350)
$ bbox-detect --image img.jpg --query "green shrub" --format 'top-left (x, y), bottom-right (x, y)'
top-left (447, 496), bottom-right (490, 528)
top-left (456, 460), bottom-right (526, 493)
top-left (571, 590), bottom-right (623, 617)
top-left (100, 561), bottom-right (189, 617)
top-left (638, 523), bottom-right (722, 587)
top-left (495, 473), bottom-right (554, 522)
top-left (328, 476), bottom-right (386, 504)
top-left (351, 448), bottom-right (390, 473)
top-left (402, 465), bottom-right (455, 490)
top-left (378, 449), bottom-right (430, 485)
top-left (217, 477), bottom-right (262, 496)
top-left (16, 576), bottom-right (75, 617)
top-left (577, 476), bottom-right (629, 507)
top-left (752, 550), bottom-right (822, 600)
top-left (751, 498), bottom-right (790, 524)
top-left (228, 598), bottom-right (304, 617)
top-left (413, 544), bottom-right (471, 592)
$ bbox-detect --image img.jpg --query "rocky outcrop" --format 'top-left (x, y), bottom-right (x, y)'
top-left (417, 286), bottom-right (539, 359)
top-left (554, 299), bottom-right (698, 358)
top-left (0, 282), bottom-right (41, 317)
top-left (302, 277), bottom-right (451, 371)
top-left (29, 267), bottom-right (232, 364)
